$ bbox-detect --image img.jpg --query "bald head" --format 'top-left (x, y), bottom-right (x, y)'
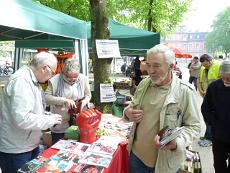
top-left (30, 52), bottom-right (57, 83)
top-left (30, 52), bottom-right (57, 70)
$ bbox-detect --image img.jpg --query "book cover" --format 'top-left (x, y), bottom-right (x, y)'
top-left (158, 126), bottom-right (183, 145)
top-left (78, 152), bottom-right (112, 168)
top-left (36, 151), bottom-right (74, 172)
top-left (68, 163), bottom-right (104, 173)
top-left (36, 163), bottom-right (67, 173)
top-left (17, 156), bottom-right (49, 173)
top-left (51, 140), bottom-right (90, 154)
top-left (85, 136), bottom-right (122, 156)
top-left (35, 150), bottom-right (87, 172)
top-left (99, 114), bottom-right (133, 138)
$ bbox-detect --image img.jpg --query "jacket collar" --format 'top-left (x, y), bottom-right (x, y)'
top-left (134, 73), bottom-right (181, 106)
top-left (26, 66), bottom-right (39, 86)
top-left (164, 74), bottom-right (181, 104)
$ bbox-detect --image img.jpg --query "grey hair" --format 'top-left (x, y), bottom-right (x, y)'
top-left (219, 59), bottom-right (230, 73)
top-left (62, 59), bottom-right (80, 74)
top-left (30, 52), bottom-right (57, 68)
top-left (147, 44), bottom-right (175, 67)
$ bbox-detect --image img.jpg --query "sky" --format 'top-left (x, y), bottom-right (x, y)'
top-left (181, 0), bottom-right (230, 32)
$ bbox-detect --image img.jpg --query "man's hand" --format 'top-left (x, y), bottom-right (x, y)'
top-left (154, 134), bottom-right (177, 151)
top-left (64, 99), bottom-right (76, 109)
top-left (124, 106), bottom-right (143, 123)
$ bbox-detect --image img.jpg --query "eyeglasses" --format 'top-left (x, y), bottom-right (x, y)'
top-left (46, 65), bottom-right (56, 76)
top-left (63, 72), bottom-right (79, 85)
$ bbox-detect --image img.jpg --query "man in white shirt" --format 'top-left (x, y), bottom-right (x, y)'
top-left (0, 52), bottom-right (62, 173)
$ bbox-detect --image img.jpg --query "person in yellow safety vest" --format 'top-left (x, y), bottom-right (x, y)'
top-left (197, 54), bottom-right (220, 98)
top-left (197, 54), bottom-right (220, 147)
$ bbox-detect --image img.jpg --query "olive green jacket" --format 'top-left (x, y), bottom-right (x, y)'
top-left (123, 74), bottom-right (201, 173)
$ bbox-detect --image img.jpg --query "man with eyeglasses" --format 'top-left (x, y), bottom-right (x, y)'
top-left (0, 52), bottom-right (62, 173)
top-left (45, 59), bottom-right (91, 144)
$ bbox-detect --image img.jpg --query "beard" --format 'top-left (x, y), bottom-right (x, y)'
top-left (150, 71), bottom-right (170, 86)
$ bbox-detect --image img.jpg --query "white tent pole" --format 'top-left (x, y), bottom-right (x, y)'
top-left (77, 39), bottom-right (89, 76)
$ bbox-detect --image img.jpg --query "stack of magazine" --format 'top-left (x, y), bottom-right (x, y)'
top-left (18, 137), bottom-right (124, 173)
top-left (18, 140), bottom-right (104, 173)
top-left (78, 136), bottom-right (124, 168)
top-left (99, 114), bottom-right (133, 138)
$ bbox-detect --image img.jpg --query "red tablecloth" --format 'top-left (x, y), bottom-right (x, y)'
top-left (41, 142), bottom-right (128, 173)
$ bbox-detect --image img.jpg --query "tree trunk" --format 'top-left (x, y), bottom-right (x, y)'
top-left (90, 0), bottom-right (112, 112)
top-left (147, 0), bottom-right (154, 31)
top-left (147, 0), bottom-right (157, 32)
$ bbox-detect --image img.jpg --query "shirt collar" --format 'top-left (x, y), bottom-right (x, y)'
top-left (150, 82), bottom-right (171, 90)
top-left (149, 77), bottom-right (172, 89)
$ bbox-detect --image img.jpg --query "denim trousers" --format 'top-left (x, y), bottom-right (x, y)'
top-left (0, 146), bottom-right (40, 173)
top-left (51, 132), bottom-right (64, 144)
top-left (128, 151), bottom-right (180, 173)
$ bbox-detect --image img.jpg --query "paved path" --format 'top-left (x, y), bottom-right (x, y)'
top-left (180, 67), bottom-right (215, 173)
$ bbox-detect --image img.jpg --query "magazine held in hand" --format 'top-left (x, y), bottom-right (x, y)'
top-left (158, 126), bottom-right (183, 145)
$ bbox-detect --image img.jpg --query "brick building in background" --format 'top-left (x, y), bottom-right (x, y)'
top-left (162, 26), bottom-right (208, 57)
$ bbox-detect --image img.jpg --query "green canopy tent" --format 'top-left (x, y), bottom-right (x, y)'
top-left (0, 0), bottom-right (88, 75)
top-left (88, 19), bottom-right (160, 56)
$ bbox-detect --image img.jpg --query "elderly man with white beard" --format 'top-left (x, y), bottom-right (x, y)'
top-left (123, 44), bottom-right (201, 173)
top-left (201, 59), bottom-right (230, 173)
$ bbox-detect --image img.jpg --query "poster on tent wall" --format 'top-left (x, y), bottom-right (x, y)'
top-left (96, 40), bottom-right (121, 58)
top-left (100, 84), bottom-right (116, 103)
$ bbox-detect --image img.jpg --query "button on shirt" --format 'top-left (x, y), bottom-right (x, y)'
top-left (132, 82), bottom-right (170, 167)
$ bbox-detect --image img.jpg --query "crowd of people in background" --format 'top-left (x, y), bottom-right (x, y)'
top-left (188, 56), bottom-right (201, 90)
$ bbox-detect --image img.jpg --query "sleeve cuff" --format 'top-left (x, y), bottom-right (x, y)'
top-left (122, 105), bottom-right (130, 121)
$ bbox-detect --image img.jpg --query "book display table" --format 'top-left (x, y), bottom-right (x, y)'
top-left (40, 141), bottom-right (128, 173)
top-left (19, 114), bottom-right (132, 173)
